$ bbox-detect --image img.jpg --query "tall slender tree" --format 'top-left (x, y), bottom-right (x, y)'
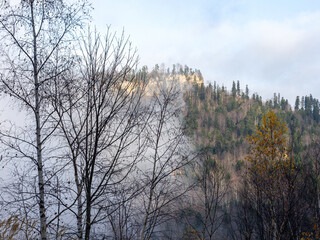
top-left (0, 1), bottom-right (90, 239)
top-left (237, 80), bottom-right (240, 96)
top-left (232, 81), bottom-right (236, 98)
top-left (295, 96), bottom-right (300, 111)
top-left (244, 110), bottom-right (297, 240)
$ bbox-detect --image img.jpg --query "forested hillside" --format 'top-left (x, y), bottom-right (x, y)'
top-left (1, 1), bottom-right (320, 239)
top-left (132, 64), bottom-right (320, 239)
top-left (181, 74), bottom-right (320, 239)
top-left (184, 78), bottom-right (320, 177)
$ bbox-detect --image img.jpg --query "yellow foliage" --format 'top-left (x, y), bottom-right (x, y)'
top-left (0, 216), bottom-right (23, 240)
top-left (183, 225), bottom-right (202, 240)
top-left (246, 110), bottom-right (295, 184)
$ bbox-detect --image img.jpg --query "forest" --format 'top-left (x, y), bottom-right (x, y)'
top-left (0, 1), bottom-right (320, 240)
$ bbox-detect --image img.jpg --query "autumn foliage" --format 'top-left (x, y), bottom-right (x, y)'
top-left (246, 110), bottom-right (295, 185)
top-left (245, 110), bottom-right (297, 239)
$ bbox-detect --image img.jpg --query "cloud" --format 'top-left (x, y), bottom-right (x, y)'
top-left (202, 12), bottom-right (320, 103)
top-left (145, 11), bottom-right (320, 104)
top-left (93, 1), bottom-right (320, 105)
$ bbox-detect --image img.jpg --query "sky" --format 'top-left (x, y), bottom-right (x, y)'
top-left (92, 0), bottom-right (320, 105)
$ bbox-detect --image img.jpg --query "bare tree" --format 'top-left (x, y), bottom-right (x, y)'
top-left (308, 136), bottom-right (320, 220)
top-left (197, 154), bottom-right (230, 240)
top-left (53, 28), bottom-right (150, 239)
top-left (182, 152), bottom-right (230, 240)
top-left (0, 1), bottom-right (90, 239)
top-left (139, 80), bottom-right (194, 240)
top-left (106, 185), bottom-right (141, 240)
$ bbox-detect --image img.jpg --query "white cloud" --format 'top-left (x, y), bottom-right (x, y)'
top-left (93, 1), bottom-right (320, 105)
top-left (203, 12), bottom-right (320, 103)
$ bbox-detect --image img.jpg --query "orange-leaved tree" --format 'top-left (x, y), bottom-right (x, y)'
top-left (245, 110), bottom-right (296, 240)
top-left (246, 110), bottom-right (294, 184)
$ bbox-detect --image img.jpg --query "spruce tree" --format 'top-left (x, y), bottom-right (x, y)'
top-left (237, 80), bottom-right (240, 96)
top-left (295, 96), bottom-right (300, 111)
top-left (232, 81), bottom-right (236, 98)
top-left (245, 85), bottom-right (249, 99)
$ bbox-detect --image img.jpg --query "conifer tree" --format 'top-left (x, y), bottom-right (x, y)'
top-left (237, 80), bottom-right (240, 96)
top-left (232, 81), bottom-right (236, 98)
top-left (245, 85), bottom-right (249, 99)
top-left (295, 96), bottom-right (300, 111)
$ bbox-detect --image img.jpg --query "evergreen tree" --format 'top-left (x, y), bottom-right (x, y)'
top-left (199, 83), bottom-right (205, 101)
top-left (172, 64), bottom-right (176, 74)
top-left (213, 82), bottom-right (217, 101)
top-left (217, 89), bottom-right (221, 105)
top-left (273, 93), bottom-right (278, 109)
top-left (295, 96), bottom-right (300, 111)
top-left (154, 64), bottom-right (159, 72)
top-left (305, 95), bottom-right (312, 117)
top-left (184, 65), bottom-right (189, 76)
top-left (280, 97), bottom-right (286, 110)
top-left (232, 81), bottom-right (236, 98)
top-left (179, 66), bottom-right (184, 75)
top-left (245, 85), bottom-right (249, 99)
top-left (313, 99), bottom-right (320, 123)
top-left (237, 80), bottom-right (240, 96)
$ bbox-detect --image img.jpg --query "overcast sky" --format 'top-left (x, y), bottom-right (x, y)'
top-left (92, 0), bottom-right (320, 104)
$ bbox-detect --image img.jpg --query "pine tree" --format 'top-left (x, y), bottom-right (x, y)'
top-left (232, 81), bottom-right (236, 98)
top-left (280, 97), bottom-right (286, 110)
top-left (245, 85), bottom-right (249, 99)
top-left (237, 80), bottom-right (240, 96)
top-left (199, 83), bottom-right (205, 101)
top-left (313, 100), bottom-right (320, 123)
top-left (295, 96), bottom-right (300, 111)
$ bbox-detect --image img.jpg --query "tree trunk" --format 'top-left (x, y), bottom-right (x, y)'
top-left (75, 167), bottom-right (83, 240)
top-left (31, 2), bottom-right (47, 239)
top-left (85, 194), bottom-right (91, 240)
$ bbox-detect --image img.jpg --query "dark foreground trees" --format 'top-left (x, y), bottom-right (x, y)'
top-left (0, 5), bottom-right (195, 236)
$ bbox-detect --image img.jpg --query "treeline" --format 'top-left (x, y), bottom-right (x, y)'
top-left (295, 95), bottom-right (320, 123)
top-left (148, 63), bottom-right (204, 78)
top-left (185, 80), bottom-right (320, 156)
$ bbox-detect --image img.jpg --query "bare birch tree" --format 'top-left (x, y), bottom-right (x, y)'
top-left (0, 1), bottom-right (90, 239)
